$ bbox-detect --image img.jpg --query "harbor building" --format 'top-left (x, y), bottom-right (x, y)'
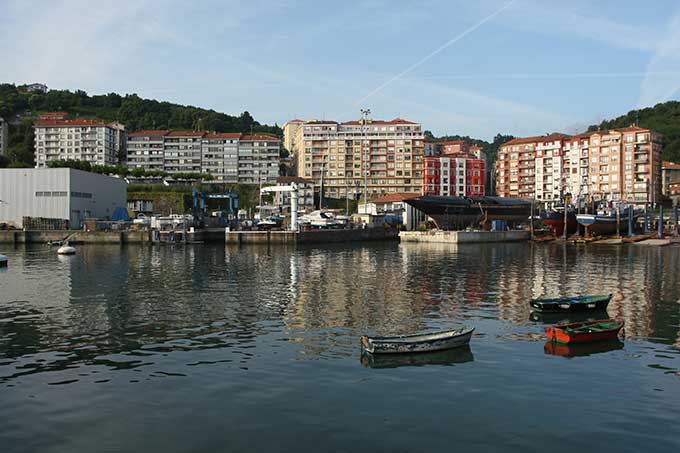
top-left (33, 113), bottom-right (126, 167)
top-left (0, 168), bottom-right (127, 229)
top-left (125, 131), bottom-right (280, 184)
top-left (292, 117), bottom-right (424, 199)
top-left (423, 140), bottom-right (486, 196)
top-left (495, 126), bottom-right (663, 204)
top-left (0, 117), bottom-right (8, 156)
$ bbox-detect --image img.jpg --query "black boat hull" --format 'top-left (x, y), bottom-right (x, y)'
top-left (406, 196), bottom-right (532, 230)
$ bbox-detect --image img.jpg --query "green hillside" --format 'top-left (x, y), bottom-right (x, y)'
top-left (588, 101), bottom-right (680, 162)
top-left (0, 83), bottom-right (282, 167)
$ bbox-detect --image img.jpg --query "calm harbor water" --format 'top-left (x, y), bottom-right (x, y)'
top-left (1, 242), bottom-right (679, 452)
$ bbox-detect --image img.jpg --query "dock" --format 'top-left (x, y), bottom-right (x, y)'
top-left (225, 228), bottom-right (399, 245)
top-left (399, 230), bottom-right (530, 244)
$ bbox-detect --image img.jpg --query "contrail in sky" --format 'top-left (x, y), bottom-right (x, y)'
top-left (407, 71), bottom-right (680, 80)
top-left (354, 0), bottom-right (516, 106)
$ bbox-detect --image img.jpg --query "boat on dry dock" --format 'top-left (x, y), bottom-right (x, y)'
top-left (405, 195), bottom-right (532, 230)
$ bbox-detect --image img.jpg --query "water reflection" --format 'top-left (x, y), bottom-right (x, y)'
top-left (360, 345), bottom-right (474, 369)
top-left (543, 339), bottom-right (625, 358)
top-left (0, 242), bottom-right (679, 385)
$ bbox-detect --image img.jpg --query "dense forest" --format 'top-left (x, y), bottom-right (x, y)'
top-left (0, 83), bottom-right (282, 167)
top-left (588, 101), bottom-right (680, 162)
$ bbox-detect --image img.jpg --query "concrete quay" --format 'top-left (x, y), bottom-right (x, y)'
top-left (226, 228), bottom-right (399, 245)
top-left (399, 230), bottom-right (530, 244)
top-left (0, 230), bottom-right (151, 244)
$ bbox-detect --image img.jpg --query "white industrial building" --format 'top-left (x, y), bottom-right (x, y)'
top-left (0, 168), bottom-right (127, 229)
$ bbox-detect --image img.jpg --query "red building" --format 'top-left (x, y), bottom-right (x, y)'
top-left (424, 154), bottom-right (485, 196)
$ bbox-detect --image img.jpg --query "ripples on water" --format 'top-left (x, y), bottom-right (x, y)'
top-left (0, 242), bottom-right (679, 452)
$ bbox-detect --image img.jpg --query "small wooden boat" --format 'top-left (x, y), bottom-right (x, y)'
top-left (530, 294), bottom-right (611, 312)
top-left (360, 327), bottom-right (474, 354)
top-left (545, 319), bottom-right (624, 344)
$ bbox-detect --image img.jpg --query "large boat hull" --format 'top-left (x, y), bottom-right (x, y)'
top-left (576, 213), bottom-right (637, 236)
top-left (542, 211), bottom-right (578, 236)
top-left (406, 196), bottom-right (532, 230)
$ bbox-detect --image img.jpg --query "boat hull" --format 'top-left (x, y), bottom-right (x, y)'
top-left (361, 327), bottom-right (474, 354)
top-left (530, 294), bottom-right (611, 313)
top-left (576, 214), bottom-right (637, 236)
top-left (545, 319), bottom-right (624, 344)
top-left (542, 211), bottom-right (578, 236)
top-left (406, 196), bottom-right (531, 230)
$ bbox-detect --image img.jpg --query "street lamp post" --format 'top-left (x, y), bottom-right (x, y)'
top-left (360, 108), bottom-right (371, 213)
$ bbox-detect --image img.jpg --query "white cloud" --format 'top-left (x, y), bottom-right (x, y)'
top-left (638, 9), bottom-right (680, 107)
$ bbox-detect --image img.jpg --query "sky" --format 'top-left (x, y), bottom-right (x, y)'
top-left (2, 0), bottom-right (680, 140)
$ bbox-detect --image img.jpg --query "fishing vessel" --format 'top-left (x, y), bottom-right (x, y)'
top-left (405, 196), bottom-right (532, 230)
top-left (542, 208), bottom-right (578, 236)
top-left (545, 319), bottom-right (624, 344)
top-left (530, 294), bottom-right (611, 312)
top-left (360, 327), bottom-right (474, 354)
top-left (576, 209), bottom-right (640, 236)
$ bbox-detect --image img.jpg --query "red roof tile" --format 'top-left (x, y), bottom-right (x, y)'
top-left (34, 118), bottom-right (106, 127)
top-left (204, 132), bottom-right (242, 139)
top-left (166, 131), bottom-right (205, 137)
top-left (128, 129), bottom-right (170, 137)
top-left (241, 134), bottom-right (280, 141)
top-left (663, 161), bottom-right (680, 169)
top-left (341, 118), bottom-right (419, 126)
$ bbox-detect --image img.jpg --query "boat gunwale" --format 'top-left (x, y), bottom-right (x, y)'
top-left (363, 327), bottom-right (474, 344)
top-left (531, 294), bottom-right (612, 305)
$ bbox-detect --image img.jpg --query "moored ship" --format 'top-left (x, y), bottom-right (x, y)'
top-left (542, 208), bottom-right (578, 236)
top-left (405, 195), bottom-right (532, 230)
top-left (576, 210), bottom-right (640, 236)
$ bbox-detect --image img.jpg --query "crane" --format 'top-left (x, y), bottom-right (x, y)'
top-left (260, 182), bottom-right (299, 231)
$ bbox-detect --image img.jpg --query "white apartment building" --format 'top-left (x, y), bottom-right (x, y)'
top-left (125, 131), bottom-right (280, 184)
top-left (293, 118), bottom-right (424, 198)
top-left (126, 130), bottom-right (168, 171)
top-left (534, 137), bottom-right (565, 202)
top-left (0, 117), bottom-right (8, 156)
top-left (34, 117), bottom-right (124, 167)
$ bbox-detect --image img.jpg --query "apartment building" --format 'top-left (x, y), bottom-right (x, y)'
top-left (237, 135), bottom-right (281, 184)
top-left (34, 114), bottom-right (125, 167)
top-left (495, 126), bottom-right (663, 203)
top-left (662, 161), bottom-right (680, 199)
top-left (126, 130), bottom-right (169, 171)
top-left (202, 133), bottom-right (241, 182)
top-left (422, 140), bottom-right (485, 196)
top-left (0, 117), bottom-right (8, 156)
top-left (293, 118), bottom-right (424, 198)
top-left (283, 119), bottom-right (304, 155)
top-left (125, 131), bottom-right (280, 184)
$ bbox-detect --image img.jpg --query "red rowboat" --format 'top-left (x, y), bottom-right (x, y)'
top-left (545, 319), bottom-right (624, 344)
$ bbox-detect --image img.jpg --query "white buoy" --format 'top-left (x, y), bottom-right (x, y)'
top-left (57, 245), bottom-right (76, 255)
top-left (0, 254), bottom-right (8, 268)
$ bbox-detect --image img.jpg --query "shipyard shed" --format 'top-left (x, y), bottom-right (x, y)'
top-left (0, 168), bottom-right (127, 229)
